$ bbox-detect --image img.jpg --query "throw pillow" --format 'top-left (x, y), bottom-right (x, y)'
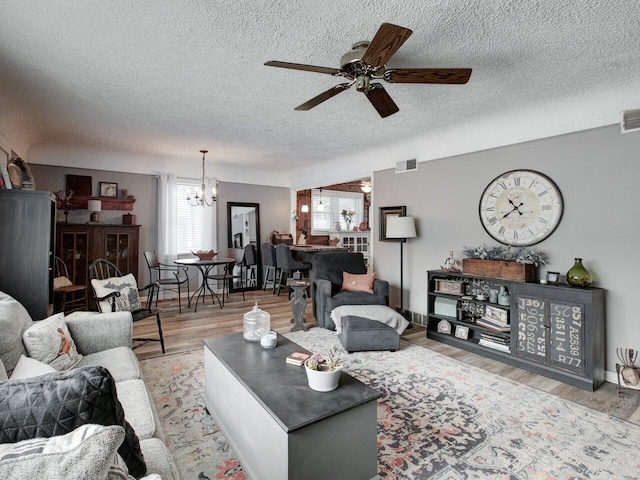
top-left (341, 271), bottom-right (375, 294)
top-left (22, 313), bottom-right (83, 371)
top-left (0, 365), bottom-right (147, 477)
top-left (9, 355), bottom-right (57, 380)
top-left (91, 274), bottom-right (141, 313)
top-left (0, 423), bottom-right (124, 479)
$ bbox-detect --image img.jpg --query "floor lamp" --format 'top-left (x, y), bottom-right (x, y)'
top-left (385, 216), bottom-right (417, 318)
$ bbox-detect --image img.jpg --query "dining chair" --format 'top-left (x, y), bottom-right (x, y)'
top-left (206, 248), bottom-right (246, 306)
top-left (261, 242), bottom-right (279, 294)
top-left (143, 250), bottom-right (190, 313)
top-left (53, 256), bottom-right (87, 314)
top-left (243, 244), bottom-right (258, 288)
top-left (275, 244), bottom-right (311, 297)
top-left (89, 259), bottom-right (165, 354)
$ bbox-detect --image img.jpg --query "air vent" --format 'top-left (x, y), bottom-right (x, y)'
top-left (621, 109), bottom-right (640, 133)
top-left (395, 158), bottom-right (417, 174)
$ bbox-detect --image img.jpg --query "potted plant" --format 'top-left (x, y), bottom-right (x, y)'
top-left (304, 345), bottom-right (343, 392)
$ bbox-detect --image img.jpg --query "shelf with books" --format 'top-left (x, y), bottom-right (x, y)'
top-left (427, 269), bottom-right (606, 391)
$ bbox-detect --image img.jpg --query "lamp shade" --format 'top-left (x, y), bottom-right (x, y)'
top-left (87, 200), bottom-right (102, 213)
top-left (386, 216), bottom-right (417, 239)
top-left (301, 204), bottom-right (309, 213)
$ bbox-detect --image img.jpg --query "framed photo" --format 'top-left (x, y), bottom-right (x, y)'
top-left (379, 206), bottom-right (406, 241)
top-left (546, 271), bottom-right (560, 285)
top-left (455, 325), bottom-right (470, 340)
top-left (66, 174), bottom-right (92, 196)
top-left (99, 182), bottom-right (118, 197)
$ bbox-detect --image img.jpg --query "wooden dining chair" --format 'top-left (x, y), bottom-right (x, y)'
top-left (53, 256), bottom-right (87, 314)
top-left (89, 259), bottom-right (165, 354)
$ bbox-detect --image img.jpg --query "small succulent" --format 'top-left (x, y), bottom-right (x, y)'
top-left (306, 345), bottom-right (343, 371)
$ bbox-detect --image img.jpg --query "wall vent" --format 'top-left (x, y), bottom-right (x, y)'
top-left (621, 109), bottom-right (640, 133)
top-left (395, 158), bottom-right (417, 174)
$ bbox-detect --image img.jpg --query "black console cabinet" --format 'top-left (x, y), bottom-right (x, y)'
top-left (427, 270), bottom-right (605, 391)
top-left (0, 190), bottom-right (56, 319)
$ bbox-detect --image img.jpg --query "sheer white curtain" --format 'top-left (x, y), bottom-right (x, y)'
top-left (157, 173), bottom-right (178, 300)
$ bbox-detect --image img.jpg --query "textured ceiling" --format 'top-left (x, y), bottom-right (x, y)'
top-left (1, 1), bottom-right (639, 188)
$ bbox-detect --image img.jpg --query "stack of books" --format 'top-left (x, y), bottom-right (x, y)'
top-left (476, 316), bottom-right (510, 333)
top-left (285, 352), bottom-right (310, 366)
top-left (478, 332), bottom-right (511, 353)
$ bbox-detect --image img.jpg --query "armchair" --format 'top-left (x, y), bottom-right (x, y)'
top-left (314, 252), bottom-right (389, 330)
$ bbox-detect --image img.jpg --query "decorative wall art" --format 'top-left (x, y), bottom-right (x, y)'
top-left (99, 182), bottom-right (118, 197)
top-left (66, 174), bottom-right (92, 196)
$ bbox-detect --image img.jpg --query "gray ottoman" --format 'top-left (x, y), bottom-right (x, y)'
top-left (337, 315), bottom-right (400, 353)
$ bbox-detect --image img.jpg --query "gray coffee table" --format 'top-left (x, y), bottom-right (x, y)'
top-left (203, 333), bottom-right (381, 480)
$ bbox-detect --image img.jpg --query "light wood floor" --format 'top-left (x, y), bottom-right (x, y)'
top-left (133, 289), bottom-right (640, 425)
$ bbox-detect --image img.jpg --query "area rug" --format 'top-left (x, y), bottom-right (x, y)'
top-left (140, 329), bottom-right (640, 479)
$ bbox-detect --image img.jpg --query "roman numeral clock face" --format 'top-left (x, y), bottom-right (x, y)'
top-left (479, 170), bottom-right (563, 246)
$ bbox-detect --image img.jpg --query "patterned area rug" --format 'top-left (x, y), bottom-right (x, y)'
top-left (140, 328), bottom-right (640, 479)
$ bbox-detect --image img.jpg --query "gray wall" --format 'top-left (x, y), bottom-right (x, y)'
top-left (30, 164), bottom-right (157, 286)
top-left (30, 166), bottom-right (291, 288)
top-left (372, 124), bottom-right (639, 377)
top-left (216, 181), bottom-right (291, 250)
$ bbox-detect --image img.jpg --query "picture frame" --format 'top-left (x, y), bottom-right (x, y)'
top-left (455, 325), bottom-right (470, 340)
top-left (66, 174), bottom-right (92, 197)
top-left (546, 271), bottom-right (560, 285)
top-left (99, 182), bottom-right (118, 197)
top-left (379, 205), bottom-right (406, 241)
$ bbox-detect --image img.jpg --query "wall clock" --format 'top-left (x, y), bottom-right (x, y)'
top-left (479, 170), bottom-right (563, 246)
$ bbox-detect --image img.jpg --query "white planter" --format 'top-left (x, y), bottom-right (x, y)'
top-left (304, 362), bottom-right (342, 392)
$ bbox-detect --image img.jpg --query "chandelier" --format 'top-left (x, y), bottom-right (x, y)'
top-left (187, 149), bottom-right (218, 207)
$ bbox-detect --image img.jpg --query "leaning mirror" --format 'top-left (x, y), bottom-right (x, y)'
top-left (227, 202), bottom-right (261, 292)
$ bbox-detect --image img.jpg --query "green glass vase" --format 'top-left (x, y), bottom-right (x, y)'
top-left (566, 258), bottom-right (592, 287)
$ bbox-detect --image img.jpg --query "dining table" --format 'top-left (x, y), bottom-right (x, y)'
top-left (175, 256), bottom-right (234, 312)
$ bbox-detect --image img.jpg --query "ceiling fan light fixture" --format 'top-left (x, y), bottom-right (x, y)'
top-left (360, 182), bottom-right (372, 193)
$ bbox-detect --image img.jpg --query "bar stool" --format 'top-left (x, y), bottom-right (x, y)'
top-left (275, 244), bottom-right (311, 297)
top-left (261, 243), bottom-right (279, 294)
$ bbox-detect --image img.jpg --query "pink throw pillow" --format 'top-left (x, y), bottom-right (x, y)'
top-left (342, 272), bottom-right (375, 294)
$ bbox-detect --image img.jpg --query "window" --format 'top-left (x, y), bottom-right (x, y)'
top-left (311, 189), bottom-right (364, 234)
top-left (175, 179), bottom-right (203, 254)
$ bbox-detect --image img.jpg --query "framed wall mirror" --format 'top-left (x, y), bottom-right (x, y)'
top-left (227, 202), bottom-right (261, 292)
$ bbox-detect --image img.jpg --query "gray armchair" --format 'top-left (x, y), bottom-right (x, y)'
top-left (314, 252), bottom-right (389, 330)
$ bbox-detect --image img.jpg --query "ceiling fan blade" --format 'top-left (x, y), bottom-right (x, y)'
top-left (361, 23), bottom-right (413, 68)
top-left (365, 84), bottom-right (399, 118)
top-left (386, 68), bottom-right (472, 84)
top-left (264, 61), bottom-right (341, 75)
top-left (295, 83), bottom-right (352, 111)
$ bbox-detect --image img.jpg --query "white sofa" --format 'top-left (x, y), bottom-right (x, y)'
top-left (0, 291), bottom-right (179, 479)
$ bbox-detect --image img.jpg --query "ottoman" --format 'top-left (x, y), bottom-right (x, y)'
top-left (337, 315), bottom-right (400, 353)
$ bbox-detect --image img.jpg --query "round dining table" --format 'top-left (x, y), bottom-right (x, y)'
top-left (175, 256), bottom-right (234, 312)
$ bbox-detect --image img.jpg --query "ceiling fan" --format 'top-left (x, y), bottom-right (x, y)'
top-left (265, 22), bottom-right (472, 118)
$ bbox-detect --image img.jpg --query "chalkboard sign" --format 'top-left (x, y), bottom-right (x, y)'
top-left (549, 301), bottom-right (584, 375)
top-left (516, 296), bottom-right (546, 362)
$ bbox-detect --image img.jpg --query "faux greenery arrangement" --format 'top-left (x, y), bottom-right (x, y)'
top-left (462, 244), bottom-right (547, 266)
top-left (306, 344), bottom-right (343, 372)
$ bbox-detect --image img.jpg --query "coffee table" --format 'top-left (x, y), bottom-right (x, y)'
top-left (203, 333), bottom-right (381, 480)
